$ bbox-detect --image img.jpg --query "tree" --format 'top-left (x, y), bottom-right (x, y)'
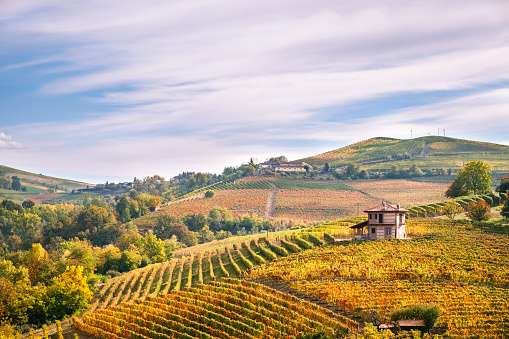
top-left (182, 213), bottom-right (207, 232)
top-left (440, 200), bottom-right (464, 219)
top-left (141, 232), bottom-right (166, 263)
top-left (76, 206), bottom-right (111, 234)
top-left (466, 200), bottom-right (491, 221)
top-left (323, 163), bottom-right (330, 173)
top-left (10, 177), bottom-right (21, 191)
top-left (204, 190), bottom-right (215, 198)
top-left (22, 200), bottom-right (35, 209)
top-left (500, 194), bottom-right (509, 219)
top-left (453, 161), bottom-right (493, 196)
top-left (445, 179), bottom-right (469, 198)
top-left (45, 266), bottom-right (93, 321)
top-left (154, 215), bottom-right (178, 239)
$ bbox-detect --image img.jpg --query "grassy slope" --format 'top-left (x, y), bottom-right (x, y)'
top-left (0, 164), bottom-right (93, 203)
top-left (300, 136), bottom-right (509, 170)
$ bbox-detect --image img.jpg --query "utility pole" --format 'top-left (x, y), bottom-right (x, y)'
top-left (411, 130), bottom-right (412, 139)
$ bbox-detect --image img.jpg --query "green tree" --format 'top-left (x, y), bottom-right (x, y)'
top-left (10, 177), bottom-right (21, 191)
top-left (440, 200), bottom-right (464, 219)
top-left (198, 225), bottom-right (215, 244)
top-left (22, 200), bottom-right (35, 209)
top-left (500, 194), bottom-right (509, 219)
top-left (45, 266), bottom-right (93, 321)
top-left (204, 190), bottom-right (215, 198)
top-left (182, 213), bottom-right (207, 232)
top-left (154, 215), bottom-right (178, 239)
top-left (141, 232), bottom-right (166, 263)
top-left (323, 163), bottom-right (330, 173)
top-left (466, 200), bottom-right (491, 221)
top-left (450, 161), bottom-right (492, 196)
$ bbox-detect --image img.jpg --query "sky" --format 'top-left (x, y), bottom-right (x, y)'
top-left (1, 0), bottom-right (509, 184)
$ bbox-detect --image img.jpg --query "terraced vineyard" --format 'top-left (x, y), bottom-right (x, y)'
top-left (74, 279), bottom-right (357, 338)
top-left (247, 218), bottom-right (509, 338)
top-left (88, 236), bottom-right (314, 313)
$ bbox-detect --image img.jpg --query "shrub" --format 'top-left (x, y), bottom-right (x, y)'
top-left (440, 200), bottom-right (463, 219)
top-left (466, 200), bottom-right (491, 221)
top-left (390, 304), bottom-right (441, 331)
top-left (204, 190), bottom-right (215, 198)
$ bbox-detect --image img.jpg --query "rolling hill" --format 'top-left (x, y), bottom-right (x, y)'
top-left (300, 136), bottom-right (509, 171)
top-left (0, 164), bottom-right (93, 203)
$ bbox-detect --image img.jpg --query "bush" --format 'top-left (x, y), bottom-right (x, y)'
top-left (204, 190), bottom-right (215, 198)
top-left (390, 304), bottom-right (441, 331)
top-left (466, 199), bottom-right (491, 221)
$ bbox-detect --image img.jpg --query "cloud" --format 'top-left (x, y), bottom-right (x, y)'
top-left (1, 0), bottom-right (509, 181)
top-left (0, 132), bottom-right (23, 149)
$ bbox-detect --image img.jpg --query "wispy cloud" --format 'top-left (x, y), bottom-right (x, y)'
top-left (0, 132), bottom-right (23, 149)
top-left (1, 0), bottom-right (509, 181)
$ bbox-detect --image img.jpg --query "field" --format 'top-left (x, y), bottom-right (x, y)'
top-left (346, 179), bottom-right (449, 207)
top-left (133, 189), bottom-right (270, 228)
top-left (272, 180), bottom-right (355, 191)
top-left (75, 279), bottom-right (356, 338)
top-left (274, 189), bottom-right (376, 222)
top-left (247, 218), bottom-right (509, 338)
top-left (132, 177), bottom-right (456, 226)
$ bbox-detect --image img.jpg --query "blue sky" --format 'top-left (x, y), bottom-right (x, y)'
top-left (1, 0), bottom-right (509, 183)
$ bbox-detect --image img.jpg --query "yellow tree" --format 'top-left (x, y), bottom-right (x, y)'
top-left (45, 266), bottom-right (92, 321)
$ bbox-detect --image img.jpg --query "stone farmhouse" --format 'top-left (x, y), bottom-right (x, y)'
top-left (350, 201), bottom-right (408, 240)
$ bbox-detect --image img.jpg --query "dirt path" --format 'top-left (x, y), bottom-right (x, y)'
top-left (265, 181), bottom-right (278, 219)
top-left (419, 142), bottom-right (430, 157)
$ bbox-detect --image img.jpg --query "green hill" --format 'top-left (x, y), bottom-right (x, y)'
top-left (301, 136), bottom-right (509, 171)
top-left (0, 164), bottom-right (92, 203)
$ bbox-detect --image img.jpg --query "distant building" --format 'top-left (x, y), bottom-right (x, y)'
top-left (258, 161), bottom-right (311, 173)
top-left (350, 201), bottom-right (408, 240)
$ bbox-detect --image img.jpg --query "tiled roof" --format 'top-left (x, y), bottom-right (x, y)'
top-left (364, 201), bottom-right (409, 212)
top-left (350, 220), bottom-right (368, 229)
top-left (498, 175), bottom-right (509, 180)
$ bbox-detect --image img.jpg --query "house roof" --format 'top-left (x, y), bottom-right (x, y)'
top-left (350, 220), bottom-right (368, 229)
top-left (364, 201), bottom-right (409, 213)
top-left (498, 175), bottom-right (509, 180)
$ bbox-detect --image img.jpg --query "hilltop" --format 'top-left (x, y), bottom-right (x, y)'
top-left (300, 136), bottom-right (509, 170)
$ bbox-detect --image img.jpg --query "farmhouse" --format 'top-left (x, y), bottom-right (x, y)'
top-left (258, 161), bottom-right (311, 173)
top-left (351, 201), bottom-right (408, 240)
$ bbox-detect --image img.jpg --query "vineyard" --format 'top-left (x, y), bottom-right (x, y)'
top-left (74, 278), bottom-right (356, 338)
top-left (347, 179), bottom-right (449, 207)
top-left (246, 218), bottom-right (509, 338)
top-left (272, 180), bottom-right (355, 191)
top-left (274, 189), bottom-right (377, 222)
top-left (133, 189), bottom-right (270, 227)
top-left (87, 236), bottom-right (316, 313)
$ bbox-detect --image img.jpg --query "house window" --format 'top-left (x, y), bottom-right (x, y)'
top-left (374, 214), bottom-right (378, 219)
top-left (371, 228), bottom-right (376, 234)
top-left (379, 214), bottom-right (383, 223)
top-left (386, 227), bottom-right (391, 235)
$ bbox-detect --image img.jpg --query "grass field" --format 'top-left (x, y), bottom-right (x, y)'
top-left (301, 136), bottom-right (509, 171)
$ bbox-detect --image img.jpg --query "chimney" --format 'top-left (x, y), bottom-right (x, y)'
top-left (397, 203), bottom-right (400, 209)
